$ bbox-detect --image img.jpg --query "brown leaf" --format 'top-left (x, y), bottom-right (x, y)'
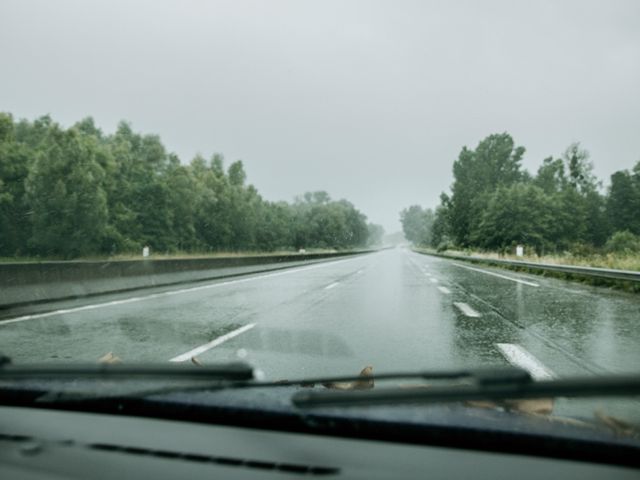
top-left (323, 366), bottom-right (374, 390)
top-left (463, 398), bottom-right (554, 414)
top-left (595, 410), bottom-right (637, 437)
top-left (504, 398), bottom-right (554, 415)
top-left (465, 400), bottom-right (501, 410)
top-left (98, 352), bottom-right (122, 364)
top-left (544, 416), bottom-right (595, 429)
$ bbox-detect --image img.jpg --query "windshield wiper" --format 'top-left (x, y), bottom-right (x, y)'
top-left (3, 356), bottom-right (639, 409)
top-left (291, 368), bottom-right (640, 408)
top-left (235, 365), bottom-right (527, 389)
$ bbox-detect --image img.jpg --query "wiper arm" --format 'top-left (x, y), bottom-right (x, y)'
top-left (0, 361), bottom-right (254, 381)
top-left (292, 368), bottom-right (640, 408)
top-left (237, 365), bottom-right (529, 389)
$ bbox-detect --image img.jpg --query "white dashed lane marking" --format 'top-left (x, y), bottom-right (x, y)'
top-left (496, 343), bottom-right (556, 380)
top-left (437, 286), bottom-right (451, 294)
top-left (452, 263), bottom-right (539, 287)
top-left (324, 282), bottom-right (339, 290)
top-left (170, 323), bottom-right (257, 362)
top-left (453, 302), bottom-right (481, 318)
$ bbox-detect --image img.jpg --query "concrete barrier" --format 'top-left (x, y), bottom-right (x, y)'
top-left (0, 251), bottom-right (373, 309)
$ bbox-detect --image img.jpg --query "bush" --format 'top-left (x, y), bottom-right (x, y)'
top-left (605, 231), bottom-right (640, 254)
top-left (569, 242), bottom-right (598, 257)
top-left (436, 240), bottom-right (454, 252)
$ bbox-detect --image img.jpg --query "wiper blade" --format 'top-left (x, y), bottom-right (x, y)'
top-left (238, 365), bottom-right (529, 389)
top-left (292, 369), bottom-right (640, 408)
top-left (0, 361), bottom-right (254, 381)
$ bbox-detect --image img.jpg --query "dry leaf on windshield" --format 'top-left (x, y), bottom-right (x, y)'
top-left (595, 410), bottom-right (638, 437)
top-left (465, 400), bottom-right (501, 410)
top-left (504, 398), bottom-right (554, 415)
top-left (464, 398), bottom-right (554, 415)
top-left (323, 366), bottom-right (374, 390)
top-left (98, 352), bottom-right (122, 364)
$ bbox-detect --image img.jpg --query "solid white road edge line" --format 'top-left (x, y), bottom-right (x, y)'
top-left (496, 343), bottom-right (556, 380)
top-left (0, 257), bottom-right (363, 326)
top-left (453, 302), bottom-right (481, 318)
top-left (170, 323), bottom-right (257, 362)
top-left (452, 263), bottom-right (539, 287)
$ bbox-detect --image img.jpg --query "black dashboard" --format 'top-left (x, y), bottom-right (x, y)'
top-left (1, 406), bottom-right (638, 479)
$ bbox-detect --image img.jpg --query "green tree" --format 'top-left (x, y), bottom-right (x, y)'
top-left (25, 124), bottom-right (108, 257)
top-left (557, 143), bottom-right (605, 248)
top-left (210, 153), bottom-right (225, 177)
top-left (292, 192), bottom-right (369, 249)
top-left (400, 205), bottom-right (434, 246)
top-left (534, 157), bottom-right (565, 194)
top-left (607, 166), bottom-right (640, 235)
top-left (447, 133), bottom-right (525, 246)
top-left (191, 155), bottom-right (231, 250)
top-left (228, 160), bottom-right (246, 187)
top-left (474, 184), bottom-right (554, 254)
top-left (564, 142), bottom-right (597, 194)
top-left (0, 113), bottom-right (32, 255)
top-left (430, 194), bottom-right (453, 249)
top-left (165, 158), bottom-right (198, 251)
top-left (105, 122), bottom-right (179, 252)
top-left (605, 230), bottom-right (640, 254)
top-left (367, 223), bottom-right (385, 247)
top-left (257, 201), bottom-right (294, 250)
top-left (2, 112), bottom-right (375, 258)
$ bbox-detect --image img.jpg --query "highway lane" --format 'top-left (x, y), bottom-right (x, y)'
top-left (0, 255), bottom-right (375, 365)
top-left (3, 246), bottom-right (640, 422)
top-left (190, 248), bottom-right (640, 383)
top-left (411, 252), bottom-right (640, 378)
top-left (2, 247), bottom-right (638, 389)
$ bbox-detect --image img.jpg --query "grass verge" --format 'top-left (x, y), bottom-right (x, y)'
top-left (0, 248), bottom-right (352, 263)
top-left (414, 248), bottom-right (640, 293)
top-left (435, 249), bottom-right (640, 272)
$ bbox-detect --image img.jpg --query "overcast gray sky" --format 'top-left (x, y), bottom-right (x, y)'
top-left (1, 0), bottom-right (639, 232)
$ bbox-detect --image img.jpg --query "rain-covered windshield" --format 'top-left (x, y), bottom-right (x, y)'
top-left (1, 0), bottom-right (639, 443)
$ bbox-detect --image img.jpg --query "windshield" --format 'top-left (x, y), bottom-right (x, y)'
top-left (1, 0), bottom-right (639, 450)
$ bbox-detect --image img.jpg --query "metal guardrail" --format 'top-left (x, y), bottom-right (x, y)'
top-left (416, 251), bottom-right (640, 284)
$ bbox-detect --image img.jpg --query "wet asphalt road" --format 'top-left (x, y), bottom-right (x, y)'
top-left (1, 247), bottom-right (638, 385)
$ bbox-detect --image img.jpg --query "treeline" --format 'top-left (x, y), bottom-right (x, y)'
top-left (401, 133), bottom-right (640, 255)
top-left (0, 113), bottom-right (383, 258)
